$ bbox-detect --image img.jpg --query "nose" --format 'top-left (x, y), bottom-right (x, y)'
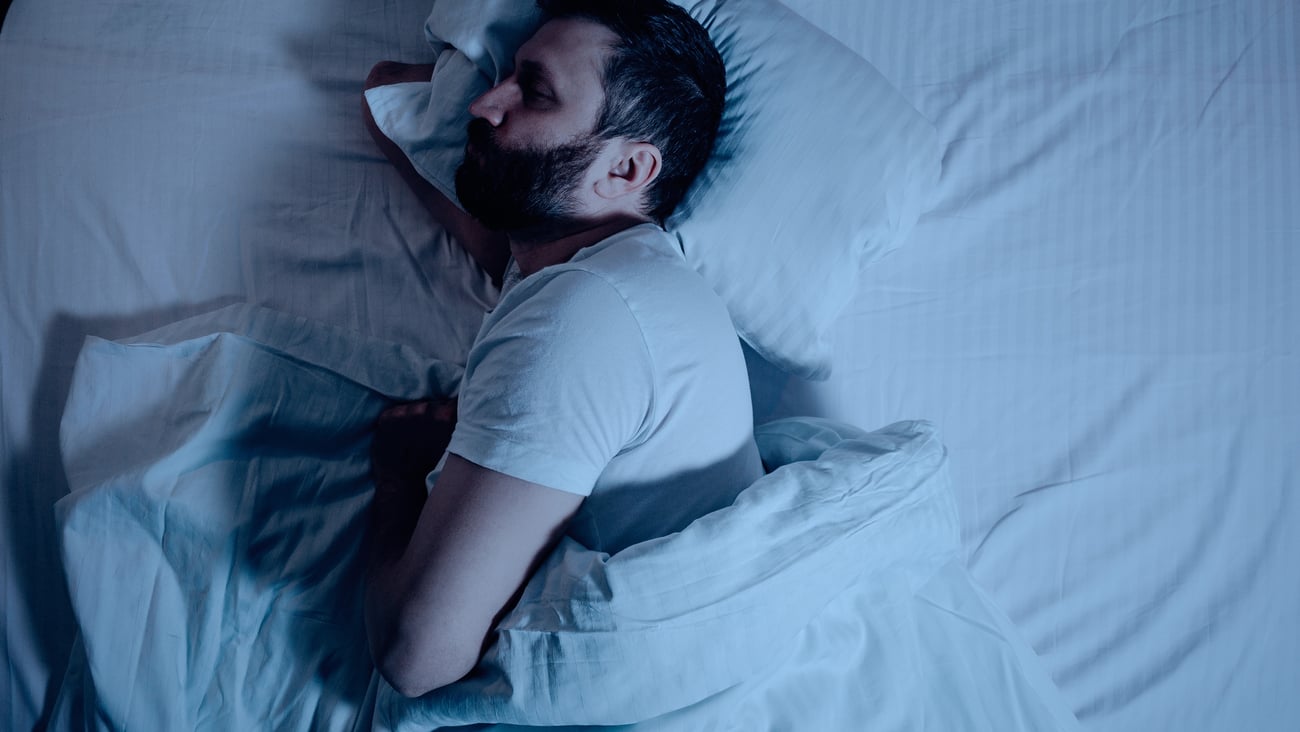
top-left (468, 77), bottom-right (521, 127)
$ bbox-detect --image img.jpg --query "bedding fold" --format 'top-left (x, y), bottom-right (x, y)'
top-left (50, 304), bottom-right (1077, 731)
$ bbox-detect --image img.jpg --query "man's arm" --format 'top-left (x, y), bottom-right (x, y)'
top-left (362, 62), bottom-right (511, 285)
top-left (365, 449), bottom-right (582, 698)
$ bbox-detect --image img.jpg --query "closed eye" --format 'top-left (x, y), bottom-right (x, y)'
top-left (516, 60), bottom-right (557, 107)
top-left (521, 81), bottom-right (550, 101)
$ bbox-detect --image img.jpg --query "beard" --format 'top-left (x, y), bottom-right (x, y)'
top-left (454, 118), bottom-right (603, 239)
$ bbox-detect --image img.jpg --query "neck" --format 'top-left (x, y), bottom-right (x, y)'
top-left (508, 214), bottom-right (655, 277)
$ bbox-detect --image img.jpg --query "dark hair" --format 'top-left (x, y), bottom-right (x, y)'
top-left (537, 0), bottom-right (727, 223)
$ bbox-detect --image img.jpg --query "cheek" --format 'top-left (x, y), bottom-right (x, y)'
top-left (492, 125), bottom-right (538, 153)
top-left (514, 112), bottom-right (596, 149)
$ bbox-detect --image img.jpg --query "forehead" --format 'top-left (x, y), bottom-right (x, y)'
top-left (517, 17), bottom-right (617, 93)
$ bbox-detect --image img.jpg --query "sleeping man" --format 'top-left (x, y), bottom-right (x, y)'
top-left (360, 0), bottom-right (765, 698)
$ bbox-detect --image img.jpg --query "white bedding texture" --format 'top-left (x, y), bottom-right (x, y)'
top-left (2, 0), bottom-right (1297, 730)
top-left (44, 304), bottom-right (1078, 731)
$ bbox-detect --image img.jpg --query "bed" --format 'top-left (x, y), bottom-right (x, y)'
top-left (1, 0), bottom-right (1296, 730)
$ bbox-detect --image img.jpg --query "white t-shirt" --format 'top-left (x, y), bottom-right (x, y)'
top-left (446, 223), bottom-right (764, 553)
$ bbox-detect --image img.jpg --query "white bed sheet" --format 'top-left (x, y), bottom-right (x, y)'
top-left (0, 0), bottom-right (487, 726)
top-left (2, 0), bottom-right (1297, 730)
top-left (760, 1), bottom-right (1300, 729)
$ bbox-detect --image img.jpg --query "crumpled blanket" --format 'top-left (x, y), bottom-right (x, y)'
top-left (49, 304), bottom-right (1079, 731)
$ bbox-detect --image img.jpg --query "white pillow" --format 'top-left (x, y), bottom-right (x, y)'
top-left (364, 0), bottom-right (942, 379)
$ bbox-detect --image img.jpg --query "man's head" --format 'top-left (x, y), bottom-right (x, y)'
top-left (454, 0), bottom-right (727, 237)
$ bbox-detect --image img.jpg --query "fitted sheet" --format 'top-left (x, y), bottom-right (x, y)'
top-left (2, 0), bottom-right (1298, 730)
top-left (759, 1), bottom-right (1300, 729)
top-left (1, 1), bottom-right (486, 725)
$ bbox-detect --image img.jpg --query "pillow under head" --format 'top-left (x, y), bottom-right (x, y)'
top-left (364, 0), bottom-right (942, 379)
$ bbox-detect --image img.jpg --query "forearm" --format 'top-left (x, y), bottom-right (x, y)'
top-left (365, 400), bottom-right (482, 695)
top-left (366, 480), bottom-right (476, 695)
top-left (365, 474), bottom-right (492, 697)
top-left (362, 454), bottom-right (584, 698)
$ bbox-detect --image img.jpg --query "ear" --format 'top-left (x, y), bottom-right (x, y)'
top-left (594, 141), bottom-right (661, 203)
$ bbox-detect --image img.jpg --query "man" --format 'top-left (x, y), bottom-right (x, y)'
top-left (361, 0), bottom-right (764, 698)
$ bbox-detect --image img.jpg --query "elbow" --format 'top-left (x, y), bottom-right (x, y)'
top-left (364, 582), bottom-right (483, 697)
top-left (379, 653), bottom-right (478, 699)
top-left (371, 633), bottom-right (480, 699)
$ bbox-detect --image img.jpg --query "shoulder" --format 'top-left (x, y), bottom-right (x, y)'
top-left (484, 267), bottom-right (646, 353)
top-left (565, 224), bottom-right (696, 291)
top-left (453, 263), bottom-right (659, 496)
top-left (480, 225), bottom-right (685, 345)
top-left (548, 225), bottom-right (726, 330)
top-left (464, 262), bottom-right (656, 398)
top-left (555, 225), bottom-right (740, 357)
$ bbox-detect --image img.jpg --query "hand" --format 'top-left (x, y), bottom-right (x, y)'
top-left (369, 398), bottom-right (458, 552)
top-left (370, 398), bottom-right (458, 490)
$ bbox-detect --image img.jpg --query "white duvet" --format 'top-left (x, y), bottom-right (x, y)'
top-left (49, 304), bottom-right (1077, 731)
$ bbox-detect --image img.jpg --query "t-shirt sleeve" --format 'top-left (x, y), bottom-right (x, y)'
top-left (446, 270), bottom-right (655, 496)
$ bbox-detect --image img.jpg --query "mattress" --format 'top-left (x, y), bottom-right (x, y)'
top-left (2, 0), bottom-right (1297, 729)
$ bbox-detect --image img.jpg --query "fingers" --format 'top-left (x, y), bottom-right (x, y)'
top-left (371, 398), bottom-right (458, 487)
top-left (377, 398), bottom-right (457, 423)
top-left (378, 401), bottom-right (433, 425)
top-left (431, 397), bottom-right (458, 422)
